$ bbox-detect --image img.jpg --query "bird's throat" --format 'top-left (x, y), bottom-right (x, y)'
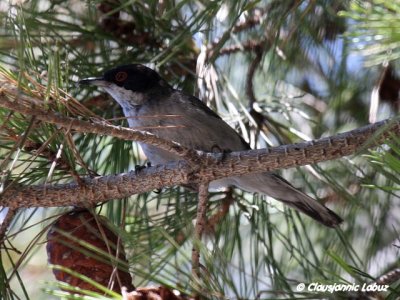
top-left (103, 85), bottom-right (148, 107)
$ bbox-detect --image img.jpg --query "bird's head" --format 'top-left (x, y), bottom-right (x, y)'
top-left (79, 64), bottom-right (171, 106)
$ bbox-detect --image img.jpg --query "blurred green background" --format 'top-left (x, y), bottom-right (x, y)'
top-left (1, 0), bottom-right (400, 299)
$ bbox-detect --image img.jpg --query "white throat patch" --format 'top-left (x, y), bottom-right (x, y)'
top-left (103, 85), bottom-right (148, 108)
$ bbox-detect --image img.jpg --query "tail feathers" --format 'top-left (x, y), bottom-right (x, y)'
top-left (278, 192), bottom-right (343, 228)
top-left (233, 173), bottom-right (343, 228)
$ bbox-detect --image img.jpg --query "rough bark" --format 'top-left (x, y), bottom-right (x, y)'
top-left (0, 115), bottom-right (398, 208)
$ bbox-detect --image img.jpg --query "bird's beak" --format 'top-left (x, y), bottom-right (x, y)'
top-left (78, 77), bottom-right (108, 87)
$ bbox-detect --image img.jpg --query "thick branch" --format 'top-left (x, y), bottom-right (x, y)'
top-left (0, 118), bottom-right (398, 208)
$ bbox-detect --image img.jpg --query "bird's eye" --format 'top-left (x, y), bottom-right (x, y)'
top-left (115, 71), bottom-right (128, 82)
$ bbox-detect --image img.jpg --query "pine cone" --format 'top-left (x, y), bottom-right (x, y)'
top-left (123, 286), bottom-right (193, 300)
top-left (47, 209), bottom-right (134, 293)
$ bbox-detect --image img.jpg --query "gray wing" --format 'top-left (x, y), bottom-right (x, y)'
top-left (141, 91), bottom-right (250, 154)
top-left (185, 94), bottom-right (251, 150)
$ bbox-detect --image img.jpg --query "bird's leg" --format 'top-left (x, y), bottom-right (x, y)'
top-left (134, 161), bottom-right (163, 193)
top-left (210, 144), bottom-right (231, 164)
top-left (134, 161), bottom-right (151, 175)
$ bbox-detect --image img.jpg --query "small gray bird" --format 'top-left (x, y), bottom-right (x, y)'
top-left (79, 64), bottom-right (343, 227)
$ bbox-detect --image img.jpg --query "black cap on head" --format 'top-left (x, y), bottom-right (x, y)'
top-left (102, 64), bottom-right (167, 92)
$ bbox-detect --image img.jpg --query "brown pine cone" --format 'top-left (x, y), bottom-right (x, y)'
top-left (46, 209), bottom-right (134, 293)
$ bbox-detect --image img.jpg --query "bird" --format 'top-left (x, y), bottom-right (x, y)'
top-left (79, 64), bottom-right (343, 228)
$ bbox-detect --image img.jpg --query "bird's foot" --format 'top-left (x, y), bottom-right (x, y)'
top-left (133, 162), bottom-right (161, 193)
top-left (134, 161), bottom-right (152, 175)
top-left (211, 144), bottom-right (231, 163)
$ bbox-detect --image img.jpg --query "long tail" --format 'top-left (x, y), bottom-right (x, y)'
top-left (232, 173), bottom-right (343, 228)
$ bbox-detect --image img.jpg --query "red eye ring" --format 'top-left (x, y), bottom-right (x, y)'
top-left (115, 71), bottom-right (128, 82)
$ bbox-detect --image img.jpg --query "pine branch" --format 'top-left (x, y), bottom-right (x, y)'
top-left (0, 116), bottom-right (398, 208)
top-left (192, 183), bottom-right (209, 278)
top-left (246, 44), bottom-right (263, 108)
top-left (0, 94), bottom-right (201, 164)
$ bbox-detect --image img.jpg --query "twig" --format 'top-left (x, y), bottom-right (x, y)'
top-left (232, 8), bottom-right (264, 33)
top-left (204, 189), bottom-right (234, 234)
top-left (0, 118), bottom-right (399, 208)
top-left (246, 44), bottom-right (268, 144)
top-left (0, 95), bottom-right (201, 164)
top-left (217, 39), bottom-right (266, 56)
top-left (360, 268), bottom-right (400, 297)
top-left (0, 208), bottom-right (18, 243)
top-left (246, 44), bottom-right (263, 108)
top-left (374, 268), bottom-right (400, 286)
top-left (207, 8), bottom-right (265, 59)
top-left (192, 183), bottom-right (209, 279)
